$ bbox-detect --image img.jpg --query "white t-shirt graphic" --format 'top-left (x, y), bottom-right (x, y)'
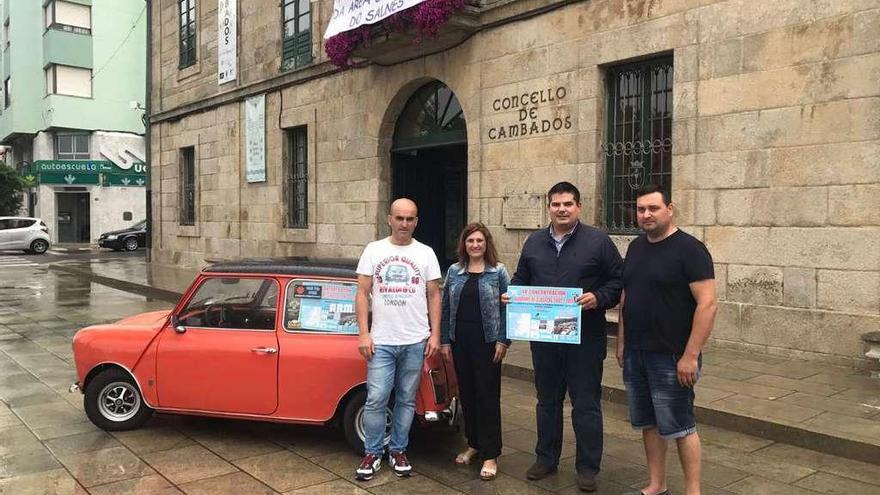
top-left (356, 238), bottom-right (442, 345)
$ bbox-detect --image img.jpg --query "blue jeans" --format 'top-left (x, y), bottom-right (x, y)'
top-left (363, 340), bottom-right (427, 455)
top-left (623, 349), bottom-right (700, 439)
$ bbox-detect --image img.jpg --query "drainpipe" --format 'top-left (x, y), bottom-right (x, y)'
top-left (144, 0), bottom-right (153, 262)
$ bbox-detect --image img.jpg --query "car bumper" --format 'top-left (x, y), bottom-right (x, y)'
top-left (422, 397), bottom-right (457, 425)
top-left (98, 239), bottom-right (124, 249)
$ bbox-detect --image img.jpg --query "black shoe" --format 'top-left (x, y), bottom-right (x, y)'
top-left (577, 472), bottom-right (597, 492)
top-left (525, 462), bottom-right (557, 480)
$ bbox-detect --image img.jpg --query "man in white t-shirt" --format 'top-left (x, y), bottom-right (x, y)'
top-left (354, 198), bottom-right (442, 481)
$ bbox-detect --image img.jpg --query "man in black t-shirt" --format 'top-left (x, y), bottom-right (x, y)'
top-left (617, 185), bottom-right (717, 495)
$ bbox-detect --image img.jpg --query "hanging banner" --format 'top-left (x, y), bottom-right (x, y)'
top-left (218, 0), bottom-right (237, 84)
top-left (324, 0), bottom-right (424, 39)
top-left (245, 94), bottom-right (266, 183)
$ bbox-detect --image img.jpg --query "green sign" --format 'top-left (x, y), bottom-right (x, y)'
top-left (28, 160), bottom-right (148, 187)
top-left (38, 172), bottom-right (101, 185)
top-left (104, 175), bottom-right (147, 187)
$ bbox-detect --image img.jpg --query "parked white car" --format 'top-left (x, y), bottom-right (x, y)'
top-left (0, 217), bottom-right (51, 254)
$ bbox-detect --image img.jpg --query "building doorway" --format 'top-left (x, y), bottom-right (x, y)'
top-left (391, 81), bottom-right (467, 269)
top-left (55, 190), bottom-right (90, 243)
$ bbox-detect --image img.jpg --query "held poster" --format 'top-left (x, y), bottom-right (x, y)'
top-left (506, 285), bottom-right (582, 344)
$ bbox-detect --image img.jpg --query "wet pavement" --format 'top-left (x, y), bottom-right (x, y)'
top-left (1, 263), bottom-right (880, 494)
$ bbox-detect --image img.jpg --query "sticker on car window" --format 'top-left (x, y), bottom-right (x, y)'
top-left (285, 280), bottom-right (358, 333)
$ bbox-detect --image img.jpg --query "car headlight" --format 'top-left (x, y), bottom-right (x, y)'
top-left (105, 235), bottom-right (118, 240)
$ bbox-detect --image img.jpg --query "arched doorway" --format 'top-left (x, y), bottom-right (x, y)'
top-left (391, 81), bottom-right (467, 269)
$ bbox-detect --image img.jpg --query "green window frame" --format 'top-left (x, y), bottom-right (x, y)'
top-left (602, 57), bottom-right (674, 233)
top-left (178, 0), bottom-right (197, 69)
top-left (281, 0), bottom-right (311, 70)
top-left (285, 126), bottom-right (308, 228)
top-left (180, 147), bottom-right (196, 226)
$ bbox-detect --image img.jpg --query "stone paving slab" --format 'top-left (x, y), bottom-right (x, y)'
top-left (1, 263), bottom-right (879, 494)
top-left (504, 340), bottom-right (880, 465)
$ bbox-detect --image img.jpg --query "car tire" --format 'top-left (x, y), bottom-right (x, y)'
top-left (83, 368), bottom-right (153, 431)
top-left (342, 389), bottom-right (393, 455)
top-left (123, 237), bottom-right (139, 251)
top-left (30, 239), bottom-right (49, 254)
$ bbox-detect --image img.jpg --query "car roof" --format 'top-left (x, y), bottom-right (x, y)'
top-left (202, 257), bottom-right (359, 278)
top-left (0, 217), bottom-right (40, 220)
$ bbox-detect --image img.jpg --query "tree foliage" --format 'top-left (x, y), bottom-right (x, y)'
top-left (0, 162), bottom-right (26, 216)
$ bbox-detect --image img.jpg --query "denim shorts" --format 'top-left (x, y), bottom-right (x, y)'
top-left (623, 349), bottom-right (700, 439)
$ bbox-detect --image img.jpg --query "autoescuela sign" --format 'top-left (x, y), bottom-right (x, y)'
top-left (487, 86), bottom-right (573, 141)
top-left (324, 0), bottom-right (423, 39)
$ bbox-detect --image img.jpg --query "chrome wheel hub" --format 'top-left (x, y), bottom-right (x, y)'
top-left (97, 381), bottom-right (140, 422)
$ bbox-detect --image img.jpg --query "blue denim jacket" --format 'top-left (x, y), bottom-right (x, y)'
top-left (441, 262), bottom-right (511, 346)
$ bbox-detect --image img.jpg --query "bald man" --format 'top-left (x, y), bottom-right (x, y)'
top-left (354, 198), bottom-right (442, 481)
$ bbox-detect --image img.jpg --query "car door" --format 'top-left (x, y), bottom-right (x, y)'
top-left (156, 276), bottom-right (280, 415)
top-left (0, 219), bottom-right (11, 249)
top-left (12, 219), bottom-right (36, 248)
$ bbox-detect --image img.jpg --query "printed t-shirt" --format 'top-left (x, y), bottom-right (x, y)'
top-left (356, 237), bottom-right (442, 345)
top-left (622, 229), bottom-right (714, 355)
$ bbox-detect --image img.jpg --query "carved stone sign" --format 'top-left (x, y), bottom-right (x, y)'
top-left (503, 193), bottom-right (545, 230)
top-left (487, 86), bottom-right (573, 141)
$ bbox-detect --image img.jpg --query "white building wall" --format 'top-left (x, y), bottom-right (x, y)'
top-left (29, 130), bottom-right (145, 244)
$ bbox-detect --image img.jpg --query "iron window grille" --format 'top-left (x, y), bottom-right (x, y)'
top-left (602, 57), bottom-right (674, 234)
top-left (180, 147), bottom-right (196, 226)
top-left (178, 0), bottom-right (197, 69)
top-left (281, 0), bottom-right (311, 70)
top-left (286, 127), bottom-right (308, 228)
top-left (56, 133), bottom-right (90, 160)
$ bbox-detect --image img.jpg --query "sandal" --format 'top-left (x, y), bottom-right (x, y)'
top-left (480, 461), bottom-right (497, 481)
top-left (455, 448), bottom-right (478, 465)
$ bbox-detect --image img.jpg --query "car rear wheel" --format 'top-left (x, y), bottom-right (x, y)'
top-left (83, 368), bottom-right (153, 431)
top-left (30, 239), bottom-right (49, 254)
top-left (123, 237), bottom-right (139, 251)
top-left (342, 389), bottom-right (392, 455)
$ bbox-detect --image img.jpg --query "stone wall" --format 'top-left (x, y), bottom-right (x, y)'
top-left (149, 0), bottom-right (879, 366)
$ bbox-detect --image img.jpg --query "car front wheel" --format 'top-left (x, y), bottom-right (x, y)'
top-left (30, 239), bottom-right (49, 254)
top-left (123, 237), bottom-right (139, 251)
top-left (83, 368), bottom-right (153, 431)
top-left (342, 389), bottom-right (392, 455)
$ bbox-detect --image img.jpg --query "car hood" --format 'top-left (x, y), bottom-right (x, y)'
top-left (113, 310), bottom-right (172, 327)
top-left (101, 227), bottom-right (143, 236)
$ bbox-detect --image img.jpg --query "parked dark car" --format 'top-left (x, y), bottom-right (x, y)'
top-left (98, 220), bottom-right (146, 251)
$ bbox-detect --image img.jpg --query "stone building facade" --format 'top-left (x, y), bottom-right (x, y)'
top-left (148, 0), bottom-right (879, 367)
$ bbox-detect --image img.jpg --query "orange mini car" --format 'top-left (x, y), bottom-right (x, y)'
top-left (70, 258), bottom-right (459, 453)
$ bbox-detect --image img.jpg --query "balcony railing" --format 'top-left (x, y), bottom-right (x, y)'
top-left (349, 4), bottom-right (480, 65)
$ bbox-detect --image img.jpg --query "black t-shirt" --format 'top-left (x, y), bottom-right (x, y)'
top-left (456, 273), bottom-right (483, 324)
top-left (622, 229), bottom-right (714, 355)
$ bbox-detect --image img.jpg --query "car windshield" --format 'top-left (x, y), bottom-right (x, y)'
top-left (131, 220), bottom-right (147, 229)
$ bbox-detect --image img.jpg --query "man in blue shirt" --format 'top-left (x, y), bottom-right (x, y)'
top-left (506, 182), bottom-right (623, 492)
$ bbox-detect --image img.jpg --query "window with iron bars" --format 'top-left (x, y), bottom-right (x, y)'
top-left (602, 57), bottom-right (673, 234)
top-left (180, 147), bottom-right (196, 226)
top-left (178, 0), bottom-right (197, 69)
top-left (281, 0), bottom-right (311, 70)
top-left (286, 127), bottom-right (308, 228)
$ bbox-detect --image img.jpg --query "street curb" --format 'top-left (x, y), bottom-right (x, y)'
top-left (500, 362), bottom-right (880, 466)
top-left (48, 264), bottom-right (183, 303)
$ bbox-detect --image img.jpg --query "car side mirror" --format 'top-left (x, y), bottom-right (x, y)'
top-left (170, 314), bottom-right (186, 334)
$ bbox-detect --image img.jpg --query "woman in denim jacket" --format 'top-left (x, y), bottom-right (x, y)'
top-left (441, 222), bottom-right (510, 481)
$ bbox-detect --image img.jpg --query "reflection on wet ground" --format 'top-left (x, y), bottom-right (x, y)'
top-left (1, 264), bottom-right (879, 494)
